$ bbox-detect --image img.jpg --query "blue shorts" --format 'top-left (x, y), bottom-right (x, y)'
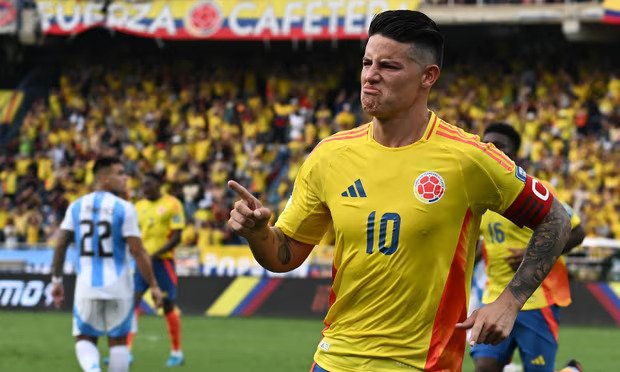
top-left (311, 362), bottom-right (328, 372)
top-left (134, 258), bottom-right (177, 301)
top-left (471, 305), bottom-right (560, 372)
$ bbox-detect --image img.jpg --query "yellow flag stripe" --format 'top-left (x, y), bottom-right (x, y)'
top-left (609, 282), bottom-right (620, 298)
top-left (604, 0), bottom-right (620, 12)
top-left (206, 277), bottom-right (261, 317)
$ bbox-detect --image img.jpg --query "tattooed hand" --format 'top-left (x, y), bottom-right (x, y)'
top-left (457, 198), bottom-right (571, 345)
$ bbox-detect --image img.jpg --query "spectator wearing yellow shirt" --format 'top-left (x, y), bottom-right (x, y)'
top-left (0, 161), bottom-right (18, 198)
top-left (334, 103), bottom-right (356, 131)
top-left (195, 212), bottom-right (225, 250)
top-left (25, 204), bottom-right (43, 245)
top-left (187, 105), bottom-right (207, 131)
top-left (192, 131), bottom-right (211, 165)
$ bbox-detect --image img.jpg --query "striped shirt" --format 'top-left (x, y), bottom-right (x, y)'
top-left (60, 191), bottom-right (141, 299)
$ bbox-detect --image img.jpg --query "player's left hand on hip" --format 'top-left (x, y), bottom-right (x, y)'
top-left (150, 286), bottom-right (164, 308)
top-left (455, 295), bottom-right (519, 346)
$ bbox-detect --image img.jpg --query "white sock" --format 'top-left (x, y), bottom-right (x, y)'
top-left (171, 350), bottom-right (183, 357)
top-left (75, 340), bottom-right (101, 372)
top-left (108, 345), bottom-right (130, 372)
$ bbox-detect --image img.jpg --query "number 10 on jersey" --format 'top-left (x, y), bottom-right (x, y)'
top-left (366, 211), bottom-right (401, 255)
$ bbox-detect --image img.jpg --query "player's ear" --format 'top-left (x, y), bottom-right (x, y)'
top-left (421, 65), bottom-right (440, 89)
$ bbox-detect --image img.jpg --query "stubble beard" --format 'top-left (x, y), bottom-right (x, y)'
top-left (361, 94), bottom-right (380, 116)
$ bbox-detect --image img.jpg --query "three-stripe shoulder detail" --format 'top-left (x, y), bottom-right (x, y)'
top-left (435, 122), bottom-right (514, 171)
top-left (313, 124), bottom-right (369, 151)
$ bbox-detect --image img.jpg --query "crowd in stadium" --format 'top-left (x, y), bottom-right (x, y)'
top-left (0, 58), bottom-right (618, 250)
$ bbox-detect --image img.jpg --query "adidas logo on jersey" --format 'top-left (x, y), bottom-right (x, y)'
top-left (341, 179), bottom-right (367, 198)
top-left (531, 355), bottom-right (546, 366)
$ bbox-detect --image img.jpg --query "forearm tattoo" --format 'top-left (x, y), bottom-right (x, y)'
top-left (507, 198), bottom-right (571, 305)
top-left (273, 227), bottom-right (292, 265)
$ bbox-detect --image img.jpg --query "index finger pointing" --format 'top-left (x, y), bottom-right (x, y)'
top-left (228, 180), bottom-right (260, 205)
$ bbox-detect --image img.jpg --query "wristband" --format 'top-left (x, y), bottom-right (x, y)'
top-left (51, 276), bottom-right (63, 284)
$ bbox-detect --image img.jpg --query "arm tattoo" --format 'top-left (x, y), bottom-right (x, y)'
top-left (562, 225), bottom-right (585, 255)
top-left (273, 227), bottom-right (292, 265)
top-left (507, 198), bottom-right (572, 305)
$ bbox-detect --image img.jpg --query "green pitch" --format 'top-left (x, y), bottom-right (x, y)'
top-left (1, 311), bottom-right (617, 371)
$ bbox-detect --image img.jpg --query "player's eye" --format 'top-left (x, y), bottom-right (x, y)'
top-left (380, 63), bottom-right (398, 69)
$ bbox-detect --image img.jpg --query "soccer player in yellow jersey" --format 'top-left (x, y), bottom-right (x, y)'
top-left (132, 172), bottom-right (186, 367)
top-left (228, 11), bottom-right (571, 372)
top-left (472, 123), bottom-right (585, 372)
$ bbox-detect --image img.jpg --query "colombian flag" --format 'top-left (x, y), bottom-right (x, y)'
top-left (603, 0), bottom-right (620, 24)
top-left (0, 90), bottom-right (23, 124)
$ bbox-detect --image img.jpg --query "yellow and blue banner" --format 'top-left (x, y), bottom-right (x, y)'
top-left (206, 276), bottom-right (282, 316)
top-left (36, 0), bottom-right (420, 40)
top-left (603, 0), bottom-right (620, 24)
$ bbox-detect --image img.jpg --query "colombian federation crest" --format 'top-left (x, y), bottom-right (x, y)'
top-left (414, 171), bottom-right (446, 204)
top-left (185, 1), bottom-right (223, 37)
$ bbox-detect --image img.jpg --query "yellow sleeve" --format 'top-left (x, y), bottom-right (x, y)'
top-left (275, 149), bottom-right (331, 245)
top-left (169, 197), bottom-right (186, 230)
top-left (462, 142), bottom-right (525, 215)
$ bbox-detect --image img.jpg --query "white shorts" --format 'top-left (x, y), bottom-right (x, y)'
top-left (72, 298), bottom-right (134, 337)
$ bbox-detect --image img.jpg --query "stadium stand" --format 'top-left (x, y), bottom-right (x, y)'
top-left (0, 1), bottom-right (618, 283)
top-left (2, 46), bottom-right (618, 247)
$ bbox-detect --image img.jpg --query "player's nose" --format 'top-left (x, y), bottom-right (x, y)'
top-left (365, 72), bottom-right (380, 85)
top-left (362, 66), bottom-right (380, 84)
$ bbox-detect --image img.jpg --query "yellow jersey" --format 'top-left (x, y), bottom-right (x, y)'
top-left (135, 194), bottom-right (185, 259)
top-left (276, 112), bottom-right (553, 371)
top-left (481, 183), bottom-right (580, 310)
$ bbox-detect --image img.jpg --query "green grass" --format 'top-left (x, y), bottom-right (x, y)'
top-left (1, 311), bottom-right (618, 371)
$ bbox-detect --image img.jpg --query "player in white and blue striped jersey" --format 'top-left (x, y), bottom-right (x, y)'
top-left (51, 157), bottom-right (163, 372)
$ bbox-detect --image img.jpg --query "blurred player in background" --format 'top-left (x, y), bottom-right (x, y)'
top-left (228, 10), bottom-right (571, 372)
top-left (472, 123), bottom-right (585, 372)
top-left (51, 157), bottom-right (163, 372)
top-left (130, 172), bottom-right (186, 367)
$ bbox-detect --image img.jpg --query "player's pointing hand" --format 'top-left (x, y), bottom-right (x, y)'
top-left (228, 180), bottom-right (272, 238)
